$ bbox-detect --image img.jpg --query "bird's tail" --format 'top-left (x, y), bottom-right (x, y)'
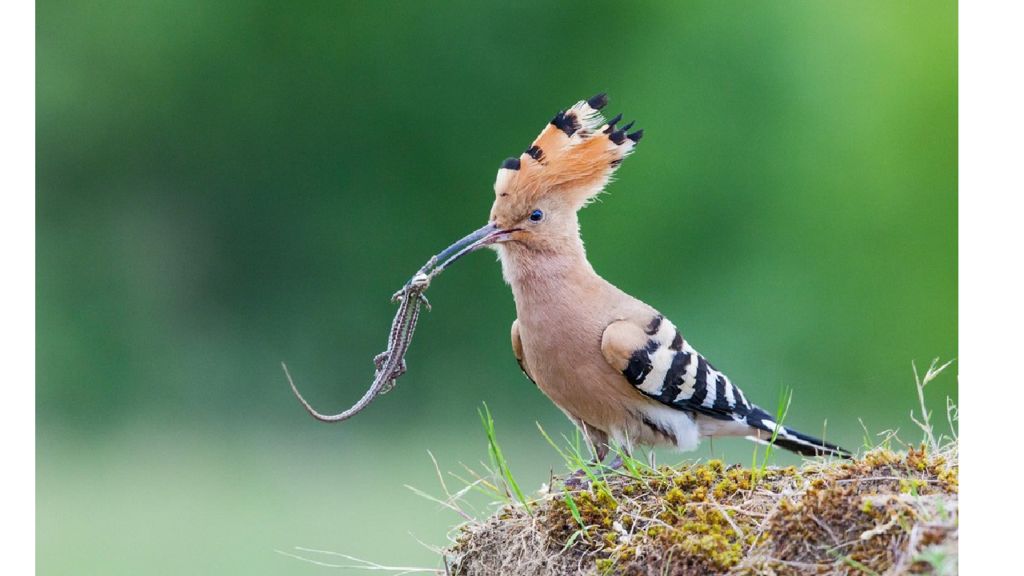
top-left (743, 406), bottom-right (852, 459)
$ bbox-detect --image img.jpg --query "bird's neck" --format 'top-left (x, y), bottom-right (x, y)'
top-left (496, 234), bottom-right (607, 315)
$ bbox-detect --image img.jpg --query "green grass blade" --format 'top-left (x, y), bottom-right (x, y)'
top-left (479, 403), bottom-right (532, 515)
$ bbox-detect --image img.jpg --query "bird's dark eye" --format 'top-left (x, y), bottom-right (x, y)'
top-left (529, 209), bottom-right (544, 222)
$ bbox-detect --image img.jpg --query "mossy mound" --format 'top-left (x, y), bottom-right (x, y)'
top-left (446, 445), bottom-right (957, 575)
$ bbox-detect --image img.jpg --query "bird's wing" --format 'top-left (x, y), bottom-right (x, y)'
top-left (601, 314), bottom-right (851, 458)
top-left (600, 314), bottom-right (752, 422)
top-left (510, 319), bottom-right (536, 384)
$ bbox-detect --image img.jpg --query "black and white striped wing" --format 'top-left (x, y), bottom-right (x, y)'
top-left (601, 314), bottom-right (850, 458)
top-left (619, 315), bottom-right (752, 421)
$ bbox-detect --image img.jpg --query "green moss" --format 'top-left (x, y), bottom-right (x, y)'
top-left (459, 445), bottom-right (957, 576)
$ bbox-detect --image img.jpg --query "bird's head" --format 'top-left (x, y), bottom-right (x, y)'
top-left (431, 94), bottom-right (643, 270)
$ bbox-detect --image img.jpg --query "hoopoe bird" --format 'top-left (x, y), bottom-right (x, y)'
top-left (433, 94), bottom-right (849, 462)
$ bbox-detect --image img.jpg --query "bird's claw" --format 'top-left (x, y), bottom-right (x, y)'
top-left (562, 456), bottom-right (625, 490)
top-left (563, 469), bottom-right (590, 490)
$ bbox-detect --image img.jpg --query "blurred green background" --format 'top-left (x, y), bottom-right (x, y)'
top-left (37, 1), bottom-right (956, 574)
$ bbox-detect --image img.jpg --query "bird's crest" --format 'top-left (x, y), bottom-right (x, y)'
top-left (493, 93), bottom-right (642, 209)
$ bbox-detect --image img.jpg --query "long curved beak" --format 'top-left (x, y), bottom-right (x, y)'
top-left (421, 222), bottom-right (516, 276)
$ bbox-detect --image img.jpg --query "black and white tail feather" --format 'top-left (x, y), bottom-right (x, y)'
top-left (622, 315), bottom-right (851, 459)
top-left (742, 406), bottom-right (849, 458)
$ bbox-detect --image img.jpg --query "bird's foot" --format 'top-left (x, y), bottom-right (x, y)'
top-left (563, 469), bottom-right (590, 490)
top-left (562, 456), bottom-right (625, 489)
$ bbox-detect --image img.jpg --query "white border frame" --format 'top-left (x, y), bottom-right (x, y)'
top-left (1, 1), bottom-right (36, 574)
top-left (961, 1), bottom-right (1024, 572)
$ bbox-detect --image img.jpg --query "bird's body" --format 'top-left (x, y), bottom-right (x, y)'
top-left (500, 216), bottom-right (841, 460)
top-left (432, 94), bottom-right (847, 460)
top-left (503, 242), bottom-right (683, 453)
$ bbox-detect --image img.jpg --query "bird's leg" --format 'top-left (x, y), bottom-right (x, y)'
top-left (584, 424), bottom-right (610, 462)
top-left (564, 425), bottom-right (611, 489)
top-left (605, 439), bottom-right (637, 472)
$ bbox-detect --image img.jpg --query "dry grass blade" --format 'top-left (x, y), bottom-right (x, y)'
top-left (910, 357), bottom-right (955, 451)
top-left (276, 547), bottom-right (442, 574)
